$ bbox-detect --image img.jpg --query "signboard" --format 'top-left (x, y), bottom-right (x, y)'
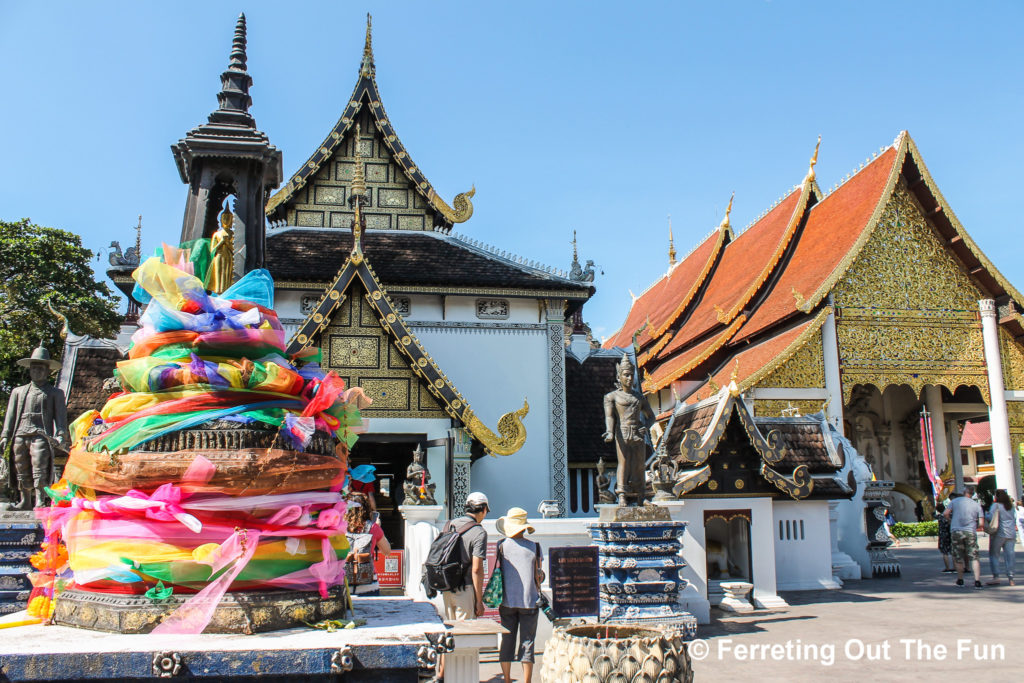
top-left (373, 550), bottom-right (403, 588)
top-left (549, 546), bottom-right (599, 618)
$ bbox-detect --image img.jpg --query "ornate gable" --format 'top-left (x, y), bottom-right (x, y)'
top-left (266, 16), bottom-right (474, 230)
top-left (833, 181), bottom-right (988, 403)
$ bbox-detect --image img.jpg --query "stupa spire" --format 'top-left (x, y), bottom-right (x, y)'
top-left (211, 13), bottom-right (254, 124)
top-left (360, 13), bottom-right (375, 77)
top-left (719, 193), bottom-right (734, 232)
top-left (350, 122), bottom-right (367, 256)
top-left (668, 214), bottom-right (677, 266)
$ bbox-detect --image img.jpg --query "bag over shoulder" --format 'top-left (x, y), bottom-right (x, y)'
top-left (424, 520), bottom-right (478, 593)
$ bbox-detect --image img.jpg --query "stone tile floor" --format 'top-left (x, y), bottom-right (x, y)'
top-left (479, 543), bottom-right (1023, 681)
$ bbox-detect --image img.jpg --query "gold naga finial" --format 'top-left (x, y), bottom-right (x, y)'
top-left (719, 193), bottom-right (734, 232)
top-left (629, 289), bottom-right (638, 303)
top-left (707, 374), bottom-right (720, 394)
top-left (667, 214), bottom-right (677, 266)
top-left (45, 297), bottom-right (73, 340)
top-left (805, 135), bottom-right (821, 184)
top-left (360, 13), bottom-right (375, 77)
top-left (729, 358), bottom-right (740, 384)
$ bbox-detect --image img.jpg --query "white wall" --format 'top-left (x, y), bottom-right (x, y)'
top-left (416, 324), bottom-right (552, 516)
top-left (772, 500), bottom-right (841, 590)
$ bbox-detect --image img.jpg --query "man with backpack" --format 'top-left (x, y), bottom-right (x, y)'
top-left (426, 491), bottom-right (489, 620)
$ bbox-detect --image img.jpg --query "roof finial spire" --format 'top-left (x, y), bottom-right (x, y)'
top-left (805, 135), bottom-right (821, 184)
top-left (211, 13), bottom-right (253, 121)
top-left (230, 13), bottom-right (247, 71)
top-left (572, 230), bottom-right (579, 263)
top-left (361, 13), bottom-right (375, 77)
top-left (667, 214), bottom-right (677, 266)
top-left (719, 193), bottom-right (734, 232)
top-left (350, 122), bottom-right (367, 255)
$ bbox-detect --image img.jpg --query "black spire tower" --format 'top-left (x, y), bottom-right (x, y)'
top-left (172, 13), bottom-right (282, 274)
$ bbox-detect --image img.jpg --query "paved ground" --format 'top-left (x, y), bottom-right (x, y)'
top-left (480, 542), bottom-right (1023, 682)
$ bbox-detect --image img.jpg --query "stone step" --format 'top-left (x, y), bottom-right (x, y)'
top-left (0, 601), bottom-right (27, 615)
top-left (0, 526), bottom-right (43, 546)
top-left (0, 549), bottom-right (35, 562)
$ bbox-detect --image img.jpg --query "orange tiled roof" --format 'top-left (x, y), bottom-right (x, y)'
top-left (737, 145), bottom-right (901, 341)
top-left (642, 315), bottom-right (745, 393)
top-left (657, 186), bottom-right (807, 361)
top-left (687, 309), bottom-right (829, 403)
top-left (604, 228), bottom-right (725, 350)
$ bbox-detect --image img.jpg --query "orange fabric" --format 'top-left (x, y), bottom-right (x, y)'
top-left (129, 331), bottom-right (200, 359)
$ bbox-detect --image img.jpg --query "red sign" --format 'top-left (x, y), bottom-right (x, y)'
top-left (373, 550), bottom-right (403, 587)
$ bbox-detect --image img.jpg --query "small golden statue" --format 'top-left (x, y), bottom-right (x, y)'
top-left (206, 200), bottom-right (235, 294)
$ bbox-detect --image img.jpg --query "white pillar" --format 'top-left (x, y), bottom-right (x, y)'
top-left (923, 385), bottom-right (949, 497)
top-left (545, 299), bottom-right (569, 516)
top-left (979, 299), bottom-right (1021, 500)
top-left (822, 302), bottom-right (845, 432)
top-left (828, 501), bottom-right (860, 581)
top-left (399, 505), bottom-right (444, 602)
top-left (947, 418), bottom-right (965, 493)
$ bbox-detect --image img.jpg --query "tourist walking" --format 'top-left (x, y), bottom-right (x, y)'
top-left (344, 492), bottom-right (391, 596)
top-left (985, 489), bottom-right (1016, 586)
top-left (437, 491), bottom-right (489, 620)
top-left (945, 485), bottom-right (984, 588)
top-left (492, 507), bottom-right (544, 683)
top-left (935, 502), bottom-right (954, 572)
top-left (1016, 499), bottom-right (1024, 548)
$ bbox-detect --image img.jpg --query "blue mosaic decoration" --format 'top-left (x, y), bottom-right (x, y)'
top-left (587, 520), bottom-right (698, 638)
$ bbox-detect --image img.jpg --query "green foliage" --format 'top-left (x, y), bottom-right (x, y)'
top-left (891, 521), bottom-right (939, 538)
top-left (0, 219), bottom-right (122, 419)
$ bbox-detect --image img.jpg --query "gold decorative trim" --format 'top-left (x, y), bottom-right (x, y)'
top-left (275, 281), bottom-right (590, 299)
top-left (761, 463), bottom-right (813, 499)
top-left (286, 248), bottom-right (529, 456)
top-left (801, 134), bottom-right (907, 310)
top-left (672, 465), bottom-right (711, 497)
top-left (650, 228), bottom-right (729, 340)
top-left (738, 307), bottom-right (832, 393)
top-left (643, 315), bottom-right (746, 393)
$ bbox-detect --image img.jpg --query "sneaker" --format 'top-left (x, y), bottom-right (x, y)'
top-left (942, 568), bottom-right (956, 573)
top-left (956, 578), bottom-right (964, 586)
top-left (974, 581), bottom-right (983, 589)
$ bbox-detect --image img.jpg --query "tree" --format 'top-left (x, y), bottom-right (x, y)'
top-left (0, 219), bottom-right (123, 422)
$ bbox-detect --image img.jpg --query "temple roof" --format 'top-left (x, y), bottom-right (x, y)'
top-left (265, 228), bottom-right (593, 298)
top-left (265, 16), bottom-right (474, 227)
top-left (610, 131), bottom-right (1024, 399)
top-left (656, 386), bottom-right (851, 499)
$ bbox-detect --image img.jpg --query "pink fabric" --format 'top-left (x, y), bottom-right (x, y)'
top-left (151, 529), bottom-right (261, 634)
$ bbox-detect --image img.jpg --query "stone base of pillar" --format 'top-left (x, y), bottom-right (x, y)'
top-left (717, 582), bottom-right (754, 613)
top-left (399, 505), bottom-right (444, 602)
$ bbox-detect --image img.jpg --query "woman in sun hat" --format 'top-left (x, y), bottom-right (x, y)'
top-left (494, 507), bottom-right (544, 683)
top-left (347, 464), bottom-right (377, 511)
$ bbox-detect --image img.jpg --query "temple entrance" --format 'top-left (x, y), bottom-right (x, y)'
top-left (347, 434), bottom-right (425, 550)
top-left (704, 510), bottom-right (753, 599)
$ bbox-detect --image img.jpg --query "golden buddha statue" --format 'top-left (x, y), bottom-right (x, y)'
top-left (207, 200), bottom-right (235, 294)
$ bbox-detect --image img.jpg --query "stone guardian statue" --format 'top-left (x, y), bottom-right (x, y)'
top-left (602, 354), bottom-right (655, 507)
top-left (402, 444), bottom-right (437, 506)
top-left (1, 345), bottom-right (69, 510)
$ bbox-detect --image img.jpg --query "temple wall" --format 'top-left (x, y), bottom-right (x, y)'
top-left (832, 182), bottom-right (987, 403)
top-left (415, 323), bottom-right (553, 516)
top-left (772, 500), bottom-right (837, 590)
top-left (281, 108), bottom-right (437, 230)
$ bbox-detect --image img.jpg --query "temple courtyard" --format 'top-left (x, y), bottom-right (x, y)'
top-left (481, 542), bottom-right (1023, 681)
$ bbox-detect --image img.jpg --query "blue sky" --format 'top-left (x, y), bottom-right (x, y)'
top-left (2, 1), bottom-right (1021, 340)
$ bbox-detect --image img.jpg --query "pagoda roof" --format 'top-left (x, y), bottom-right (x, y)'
top-left (615, 131), bottom-right (1024, 398)
top-left (265, 16), bottom-right (474, 227)
top-left (266, 227), bottom-right (593, 299)
top-left (285, 223), bottom-right (530, 457)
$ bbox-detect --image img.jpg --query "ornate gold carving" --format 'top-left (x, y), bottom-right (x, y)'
top-left (738, 308), bottom-right (831, 394)
top-left (734, 478), bottom-right (745, 490)
top-left (761, 463), bottom-right (812, 499)
top-left (755, 330), bottom-right (825, 389)
top-left (427, 185), bottom-right (475, 224)
top-left (672, 465), bottom-right (711, 497)
top-left (707, 479), bottom-right (719, 491)
top-left (1007, 403), bottom-right (1024, 467)
top-left (359, 378), bottom-right (410, 410)
top-left (1000, 329), bottom-right (1024, 392)
top-left (834, 184), bottom-right (988, 403)
top-left (328, 335), bottom-right (379, 369)
top-left (752, 399), bottom-right (828, 418)
top-left (463, 400), bottom-right (529, 457)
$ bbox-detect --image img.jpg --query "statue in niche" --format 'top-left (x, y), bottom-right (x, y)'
top-left (1, 344), bottom-right (69, 510)
top-left (402, 444), bottom-right (436, 506)
top-left (602, 354), bottom-right (655, 507)
top-left (595, 457), bottom-right (616, 504)
top-left (649, 451), bottom-right (677, 501)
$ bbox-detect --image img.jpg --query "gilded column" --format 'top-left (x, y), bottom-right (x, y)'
top-left (545, 299), bottom-right (568, 516)
top-left (979, 299), bottom-right (1021, 500)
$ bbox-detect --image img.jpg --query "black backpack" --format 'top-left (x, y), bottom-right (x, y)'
top-left (423, 520), bottom-right (478, 592)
